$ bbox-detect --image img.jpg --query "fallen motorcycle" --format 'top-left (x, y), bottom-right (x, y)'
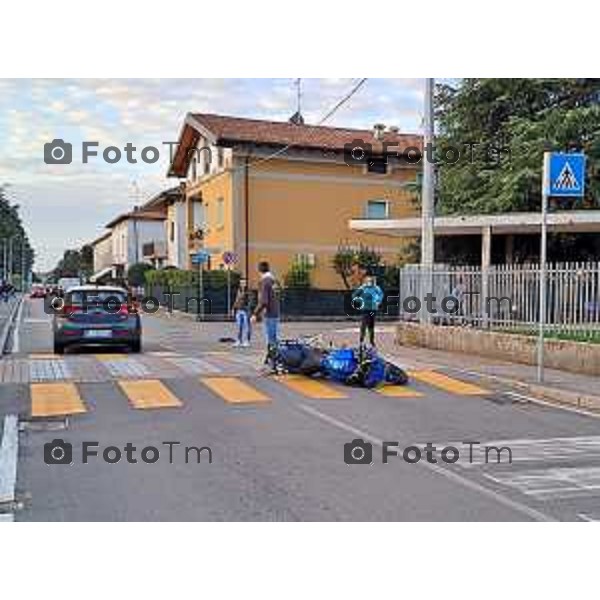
top-left (270, 338), bottom-right (409, 388)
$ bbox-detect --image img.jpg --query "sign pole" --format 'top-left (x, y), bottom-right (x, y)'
top-left (537, 153), bottom-right (550, 383)
top-left (196, 260), bottom-right (201, 322)
top-left (226, 266), bottom-right (231, 317)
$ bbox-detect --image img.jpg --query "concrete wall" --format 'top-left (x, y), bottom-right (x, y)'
top-left (92, 235), bottom-right (112, 272)
top-left (396, 322), bottom-right (600, 376)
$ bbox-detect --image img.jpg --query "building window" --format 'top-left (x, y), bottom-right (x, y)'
top-left (216, 197), bottom-right (224, 228)
top-left (193, 201), bottom-right (205, 228)
top-left (170, 221), bottom-right (175, 242)
top-left (204, 148), bottom-right (211, 175)
top-left (366, 200), bottom-right (388, 219)
top-left (217, 147), bottom-right (224, 169)
top-left (191, 157), bottom-right (197, 181)
top-left (368, 156), bottom-right (388, 174)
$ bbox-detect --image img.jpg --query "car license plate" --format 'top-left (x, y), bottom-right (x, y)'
top-left (84, 329), bottom-right (112, 339)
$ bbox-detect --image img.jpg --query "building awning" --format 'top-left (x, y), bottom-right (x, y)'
top-left (349, 210), bottom-right (600, 237)
top-left (89, 267), bottom-right (114, 283)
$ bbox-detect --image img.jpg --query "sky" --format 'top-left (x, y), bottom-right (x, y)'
top-left (0, 78), bottom-right (426, 271)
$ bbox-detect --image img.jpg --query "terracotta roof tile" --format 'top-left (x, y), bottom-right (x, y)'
top-left (191, 112), bottom-right (422, 153)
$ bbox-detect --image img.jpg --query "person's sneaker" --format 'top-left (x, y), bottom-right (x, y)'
top-left (242, 341), bottom-right (250, 347)
top-left (233, 340), bottom-right (242, 347)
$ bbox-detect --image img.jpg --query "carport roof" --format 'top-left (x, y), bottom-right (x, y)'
top-left (350, 210), bottom-right (600, 236)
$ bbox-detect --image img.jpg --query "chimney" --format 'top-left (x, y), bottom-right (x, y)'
top-left (373, 123), bottom-right (386, 141)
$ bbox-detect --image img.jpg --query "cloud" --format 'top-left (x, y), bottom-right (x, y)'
top-left (0, 78), bottom-right (426, 270)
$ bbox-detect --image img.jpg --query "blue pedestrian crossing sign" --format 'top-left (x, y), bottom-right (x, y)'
top-left (544, 152), bottom-right (586, 197)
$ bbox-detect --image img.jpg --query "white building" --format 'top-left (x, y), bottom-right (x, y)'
top-left (106, 208), bottom-right (167, 276)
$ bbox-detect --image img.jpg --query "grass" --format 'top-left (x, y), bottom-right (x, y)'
top-left (492, 327), bottom-right (600, 345)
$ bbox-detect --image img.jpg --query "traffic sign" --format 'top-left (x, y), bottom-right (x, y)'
top-left (191, 250), bottom-right (210, 265)
top-left (222, 251), bottom-right (237, 266)
top-left (544, 152), bottom-right (586, 197)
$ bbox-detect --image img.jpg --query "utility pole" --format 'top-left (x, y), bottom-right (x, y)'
top-left (420, 78), bottom-right (435, 323)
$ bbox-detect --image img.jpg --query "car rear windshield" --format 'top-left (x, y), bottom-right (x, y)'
top-left (68, 291), bottom-right (128, 307)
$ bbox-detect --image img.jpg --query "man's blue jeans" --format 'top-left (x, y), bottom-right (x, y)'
top-left (264, 317), bottom-right (279, 346)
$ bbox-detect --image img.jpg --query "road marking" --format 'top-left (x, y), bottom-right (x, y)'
top-left (201, 376), bottom-right (270, 404)
top-left (276, 374), bottom-right (347, 399)
top-left (0, 513), bottom-right (14, 522)
top-left (11, 298), bottom-right (25, 354)
top-left (409, 370), bottom-right (489, 395)
top-left (102, 359), bottom-right (149, 378)
top-left (376, 385), bottom-right (423, 398)
top-left (0, 415), bottom-right (19, 504)
top-left (166, 356), bottom-right (221, 375)
top-left (29, 353), bottom-right (60, 359)
top-left (118, 379), bottom-right (183, 410)
top-left (94, 354), bottom-right (129, 360)
top-left (577, 513), bottom-right (598, 522)
top-left (484, 465), bottom-right (600, 498)
top-left (31, 383), bottom-right (87, 417)
top-left (29, 359), bottom-right (72, 381)
top-left (295, 403), bottom-right (553, 521)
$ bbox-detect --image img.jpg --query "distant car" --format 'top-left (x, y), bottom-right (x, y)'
top-left (30, 284), bottom-right (46, 299)
top-left (52, 285), bottom-right (141, 354)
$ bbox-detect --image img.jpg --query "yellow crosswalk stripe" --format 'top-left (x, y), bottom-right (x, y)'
top-left (276, 374), bottom-right (347, 399)
top-left (408, 370), bottom-right (489, 395)
top-left (118, 379), bottom-right (183, 409)
top-left (376, 385), bottom-right (423, 398)
top-left (29, 353), bottom-right (61, 359)
top-left (31, 382), bottom-right (87, 417)
top-left (95, 354), bottom-right (128, 360)
top-left (201, 376), bottom-right (270, 404)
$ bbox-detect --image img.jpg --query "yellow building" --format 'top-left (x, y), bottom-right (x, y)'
top-left (168, 113), bottom-right (422, 288)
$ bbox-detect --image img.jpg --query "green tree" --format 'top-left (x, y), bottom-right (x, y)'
top-left (332, 242), bottom-right (382, 289)
top-left (436, 79), bottom-right (600, 215)
top-left (0, 185), bottom-right (35, 284)
top-left (127, 262), bottom-right (155, 287)
top-left (283, 257), bottom-right (313, 289)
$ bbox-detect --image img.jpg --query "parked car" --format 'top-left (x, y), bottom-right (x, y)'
top-left (52, 285), bottom-right (141, 354)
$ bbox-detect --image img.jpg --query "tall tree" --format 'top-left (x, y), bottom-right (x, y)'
top-left (435, 78), bottom-right (600, 215)
top-left (0, 185), bottom-right (35, 282)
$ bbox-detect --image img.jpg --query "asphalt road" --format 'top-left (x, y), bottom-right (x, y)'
top-left (2, 297), bottom-right (600, 521)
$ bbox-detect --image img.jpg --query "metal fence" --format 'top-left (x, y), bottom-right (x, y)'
top-left (398, 262), bottom-right (600, 335)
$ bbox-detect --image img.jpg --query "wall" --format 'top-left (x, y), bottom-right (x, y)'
top-left (92, 235), bottom-right (112, 272)
top-left (396, 322), bottom-right (600, 376)
top-left (243, 157), bottom-right (418, 287)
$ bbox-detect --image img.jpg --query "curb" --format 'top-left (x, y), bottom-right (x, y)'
top-left (0, 296), bottom-right (22, 356)
top-left (438, 364), bottom-right (600, 414)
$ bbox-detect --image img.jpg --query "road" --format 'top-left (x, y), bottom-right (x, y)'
top-left (1, 296), bottom-right (600, 521)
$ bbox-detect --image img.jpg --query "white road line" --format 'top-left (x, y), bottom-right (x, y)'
top-left (296, 403), bottom-right (554, 522)
top-left (0, 415), bottom-right (19, 504)
top-left (10, 298), bottom-right (25, 354)
top-left (577, 513), bottom-right (598, 522)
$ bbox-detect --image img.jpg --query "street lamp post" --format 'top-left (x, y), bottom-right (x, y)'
top-left (420, 77), bottom-right (435, 323)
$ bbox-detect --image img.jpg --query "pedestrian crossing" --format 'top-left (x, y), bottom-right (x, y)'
top-left (12, 365), bottom-right (492, 418)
